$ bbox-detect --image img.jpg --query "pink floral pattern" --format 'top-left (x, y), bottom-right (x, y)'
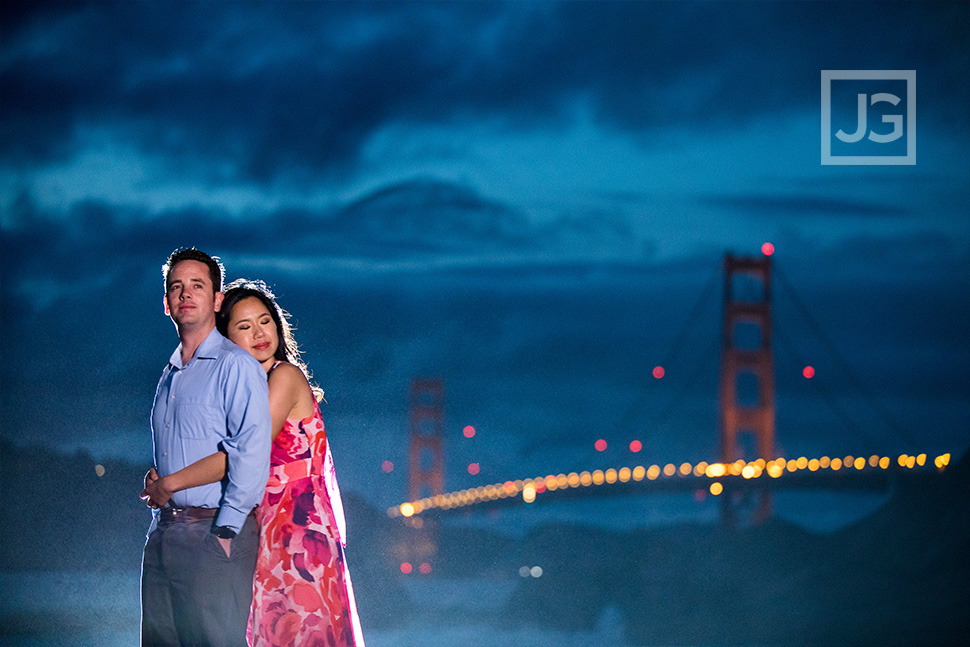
top-left (247, 395), bottom-right (362, 647)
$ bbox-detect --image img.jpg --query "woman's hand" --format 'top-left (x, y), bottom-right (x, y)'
top-left (140, 468), bottom-right (158, 507)
top-left (140, 468), bottom-right (173, 508)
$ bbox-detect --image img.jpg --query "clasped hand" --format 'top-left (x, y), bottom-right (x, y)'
top-left (140, 467), bottom-right (173, 508)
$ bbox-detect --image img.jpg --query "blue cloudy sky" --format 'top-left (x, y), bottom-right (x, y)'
top-left (1, 1), bottom-right (968, 525)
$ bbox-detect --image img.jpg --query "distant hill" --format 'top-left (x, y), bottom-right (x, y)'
top-left (0, 440), bottom-right (149, 573)
top-left (498, 453), bottom-right (970, 646)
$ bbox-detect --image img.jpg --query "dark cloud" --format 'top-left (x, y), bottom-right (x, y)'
top-left (699, 194), bottom-right (909, 218)
top-left (2, 178), bottom-right (644, 291)
top-left (3, 1), bottom-right (966, 184)
top-left (329, 179), bottom-right (533, 252)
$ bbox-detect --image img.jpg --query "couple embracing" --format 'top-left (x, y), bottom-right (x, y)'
top-left (140, 248), bottom-right (363, 647)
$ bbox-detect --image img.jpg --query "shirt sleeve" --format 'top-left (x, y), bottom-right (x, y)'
top-left (215, 352), bottom-right (271, 532)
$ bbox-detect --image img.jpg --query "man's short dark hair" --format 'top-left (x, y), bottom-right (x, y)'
top-left (162, 248), bottom-right (225, 293)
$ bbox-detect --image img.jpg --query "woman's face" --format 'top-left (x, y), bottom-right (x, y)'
top-left (225, 296), bottom-right (279, 370)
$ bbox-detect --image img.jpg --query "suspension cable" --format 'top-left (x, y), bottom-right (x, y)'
top-left (774, 322), bottom-right (884, 454)
top-left (774, 263), bottom-right (917, 450)
top-left (613, 264), bottom-right (722, 435)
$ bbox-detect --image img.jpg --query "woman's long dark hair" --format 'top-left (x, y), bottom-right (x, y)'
top-left (216, 279), bottom-right (324, 402)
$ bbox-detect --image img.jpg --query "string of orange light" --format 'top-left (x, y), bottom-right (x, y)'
top-left (387, 452), bottom-right (951, 518)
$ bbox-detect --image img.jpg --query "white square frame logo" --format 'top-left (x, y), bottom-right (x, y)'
top-left (821, 70), bottom-right (915, 165)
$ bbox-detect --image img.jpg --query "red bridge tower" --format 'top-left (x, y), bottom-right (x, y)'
top-left (718, 253), bottom-right (775, 523)
top-left (408, 377), bottom-right (445, 503)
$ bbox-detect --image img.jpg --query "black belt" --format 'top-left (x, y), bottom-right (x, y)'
top-left (158, 506), bottom-right (257, 525)
top-left (158, 506), bottom-right (219, 524)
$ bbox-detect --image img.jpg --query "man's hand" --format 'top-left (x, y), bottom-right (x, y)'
top-left (140, 468), bottom-right (173, 508)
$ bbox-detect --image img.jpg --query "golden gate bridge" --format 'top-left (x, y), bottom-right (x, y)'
top-left (387, 250), bottom-right (954, 531)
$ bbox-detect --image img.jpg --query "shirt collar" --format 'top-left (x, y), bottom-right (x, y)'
top-left (168, 326), bottom-right (225, 369)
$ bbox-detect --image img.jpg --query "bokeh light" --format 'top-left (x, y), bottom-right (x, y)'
top-left (652, 365), bottom-right (665, 379)
top-left (463, 425), bottom-right (476, 438)
top-left (706, 463), bottom-right (727, 478)
top-left (803, 365), bottom-right (815, 378)
top-left (630, 440), bottom-right (642, 453)
top-left (522, 482), bottom-right (536, 503)
top-left (388, 447), bottom-right (950, 520)
top-left (761, 242), bottom-right (774, 256)
top-left (381, 460), bottom-right (394, 473)
top-left (595, 439), bottom-right (607, 452)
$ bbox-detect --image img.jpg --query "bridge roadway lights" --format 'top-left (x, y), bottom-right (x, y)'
top-left (391, 462), bottom-right (944, 520)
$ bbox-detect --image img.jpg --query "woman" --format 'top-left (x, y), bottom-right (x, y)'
top-left (144, 279), bottom-right (363, 647)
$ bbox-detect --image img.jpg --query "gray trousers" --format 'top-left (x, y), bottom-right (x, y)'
top-left (141, 514), bottom-right (258, 647)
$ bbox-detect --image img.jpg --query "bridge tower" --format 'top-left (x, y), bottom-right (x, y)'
top-left (718, 253), bottom-right (775, 523)
top-left (397, 377), bottom-right (444, 569)
top-left (408, 377), bottom-right (445, 501)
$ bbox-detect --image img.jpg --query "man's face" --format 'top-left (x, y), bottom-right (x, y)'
top-left (164, 260), bottom-right (223, 329)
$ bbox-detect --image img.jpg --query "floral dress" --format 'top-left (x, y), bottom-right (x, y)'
top-left (248, 366), bottom-right (363, 647)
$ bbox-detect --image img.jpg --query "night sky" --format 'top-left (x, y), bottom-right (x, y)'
top-left (2, 0), bottom-right (968, 530)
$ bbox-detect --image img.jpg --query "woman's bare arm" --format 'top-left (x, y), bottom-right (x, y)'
top-left (141, 451), bottom-right (228, 507)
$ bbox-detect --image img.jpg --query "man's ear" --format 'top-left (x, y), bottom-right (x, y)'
top-left (163, 294), bottom-right (170, 316)
top-left (214, 291), bottom-right (225, 313)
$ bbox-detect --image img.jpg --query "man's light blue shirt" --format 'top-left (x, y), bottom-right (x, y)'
top-left (151, 326), bottom-right (271, 532)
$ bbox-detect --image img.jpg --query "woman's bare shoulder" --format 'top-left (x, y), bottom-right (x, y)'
top-left (268, 361), bottom-right (310, 390)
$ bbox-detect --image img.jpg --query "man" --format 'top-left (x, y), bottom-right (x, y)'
top-left (140, 248), bottom-right (271, 647)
